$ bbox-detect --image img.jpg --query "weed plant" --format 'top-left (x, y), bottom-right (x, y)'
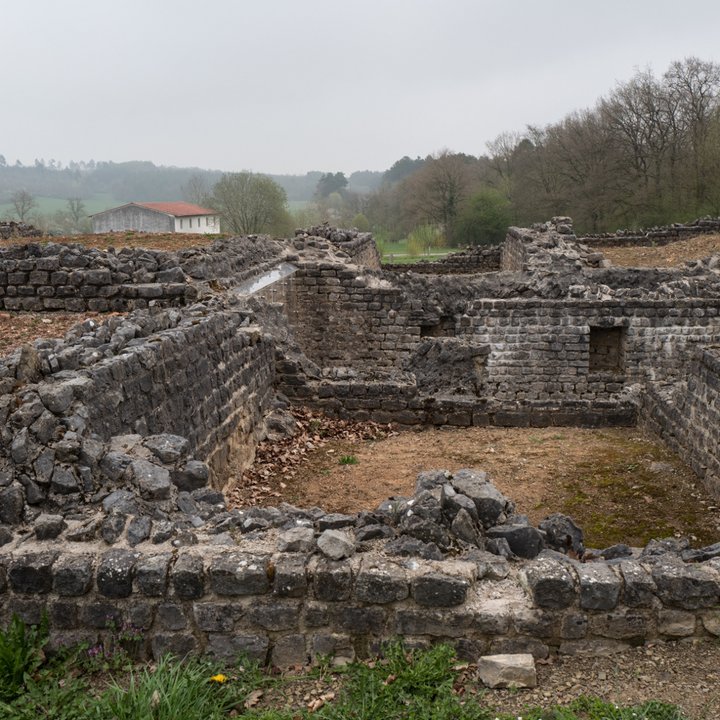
top-left (0, 613), bottom-right (49, 702)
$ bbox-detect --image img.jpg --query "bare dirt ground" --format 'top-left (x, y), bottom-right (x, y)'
top-left (229, 411), bottom-right (720, 549)
top-left (598, 232), bottom-right (720, 267)
top-left (0, 231), bottom-right (218, 253)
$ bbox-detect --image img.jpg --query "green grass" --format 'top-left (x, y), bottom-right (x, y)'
top-left (0, 615), bottom-right (689, 720)
top-left (377, 238), bottom-right (454, 264)
top-left (339, 454), bottom-right (359, 465)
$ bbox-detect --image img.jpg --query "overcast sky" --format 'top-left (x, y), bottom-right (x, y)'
top-left (3, 0), bottom-right (720, 175)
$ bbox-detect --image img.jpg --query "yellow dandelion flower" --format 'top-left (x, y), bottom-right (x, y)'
top-left (210, 673), bottom-right (228, 683)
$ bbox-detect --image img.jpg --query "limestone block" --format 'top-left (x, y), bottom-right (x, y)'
top-left (477, 653), bottom-right (537, 688)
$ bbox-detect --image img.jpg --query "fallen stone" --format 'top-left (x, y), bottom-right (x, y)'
top-left (130, 459), bottom-right (171, 501)
top-left (317, 529), bottom-right (355, 560)
top-left (127, 516), bottom-right (152, 546)
top-left (171, 460), bottom-right (209, 491)
top-left (34, 513), bottom-right (67, 540)
top-left (486, 523), bottom-right (544, 559)
top-left (278, 526), bottom-right (316, 552)
top-left (101, 513), bottom-right (127, 545)
top-left (538, 513), bottom-right (584, 556)
top-left (143, 434), bottom-right (190, 464)
top-left (477, 653), bottom-right (537, 689)
top-left (0, 484), bottom-right (24, 525)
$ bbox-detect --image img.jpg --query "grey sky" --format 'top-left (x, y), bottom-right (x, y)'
top-left (3, 0), bottom-right (720, 175)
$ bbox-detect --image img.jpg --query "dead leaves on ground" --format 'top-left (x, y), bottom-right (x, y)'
top-left (226, 407), bottom-right (395, 508)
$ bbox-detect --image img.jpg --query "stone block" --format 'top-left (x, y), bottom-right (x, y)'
top-left (522, 558), bottom-right (577, 609)
top-left (246, 601), bottom-right (301, 632)
top-left (157, 604), bottom-right (187, 631)
top-left (577, 564), bottom-right (621, 610)
top-left (151, 633), bottom-right (197, 660)
top-left (477, 653), bottom-right (537, 689)
top-left (171, 553), bottom-right (205, 599)
top-left (272, 634), bottom-right (308, 668)
top-left (313, 559), bottom-right (353, 601)
top-left (354, 565), bottom-right (408, 604)
top-left (395, 608), bottom-right (475, 638)
top-left (657, 609), bottom-right (696, 637)
top-left (97, 549), bottom-right (138, 598)
top-left (9, 551), bottom-right (57, 594)
top-left (193, 602), bottom-right (241, 633)
top-left (53, 555), bottom-right (94, 596)
top-left (273, 556), bottom-right (308, 598)
top-left (206, 634), bottom-right (269, 663)
top-left (652, 559), bottom-right (720, 609)
top-left (331, 606), bottom-right (387, 634)
top-left (411, 573), bottom-right (468, 607)
top-left (589, 610), bottom-right (649, 640)
top-left (209, 553), bottom-right (270, 596)
top-left (620, 561), bottom-right (657, 607)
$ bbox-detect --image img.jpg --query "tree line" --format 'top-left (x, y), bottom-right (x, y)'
top-left (364, 56), bottom-right (720, 242)
top-left (2, 57), bottom-right (718, 240)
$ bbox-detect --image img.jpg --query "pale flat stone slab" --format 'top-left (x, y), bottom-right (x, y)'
top-left (477, 652), bottom-right (537, 688)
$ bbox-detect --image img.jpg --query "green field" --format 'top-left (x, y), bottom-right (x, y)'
top-left (377, 238), bottom-right (454, 263)
top-left (0, 193), bottom-right (118, 220)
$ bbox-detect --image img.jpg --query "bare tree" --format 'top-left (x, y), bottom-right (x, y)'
top-left (400, 151), bottom-right (479, 242)
top-left (11, 190), bottom-right (37, 222)
top-left (67, 197), bottom-right (86, 225)
top-left (664, 57), bottom-right (720, 205)
top-left (182, 174), bottom-right (212, 207)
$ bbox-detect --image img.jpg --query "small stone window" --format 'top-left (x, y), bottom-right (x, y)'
top-left (420, 316), bottom-right (456, 337)
top-left (589, 326), bottom-right (625, 372)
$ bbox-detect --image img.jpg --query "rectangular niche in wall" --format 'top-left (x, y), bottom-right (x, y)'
top-left (589, 326), bottom-right (625, 372)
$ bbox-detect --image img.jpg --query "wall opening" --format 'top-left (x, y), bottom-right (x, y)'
top-left (589, 326), bottom-right (625, 372)
top-left (420, 316), bottom-right (456, 337)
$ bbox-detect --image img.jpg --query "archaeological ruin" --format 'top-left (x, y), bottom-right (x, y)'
top-left (2, 217), bottom-right (720, 665)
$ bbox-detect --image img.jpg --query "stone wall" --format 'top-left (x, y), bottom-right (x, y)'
top-left (0, 236), bottom-right (285, 312)
top-left (0, 300), bottom-right (276, 528)
top-left (294, 226), bottom-right (381, 271)
top-left (383, 245), bottom-right (501, 274)
top-left (579, 217), bottom-right (720, 248)
top-left (641, 347), bottom-right (720, 499)
top-left (2, 541), bottom-right (719, 665)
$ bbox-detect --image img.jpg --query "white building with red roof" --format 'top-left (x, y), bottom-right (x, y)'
top-left (90, 202), bottom-right (221, 234)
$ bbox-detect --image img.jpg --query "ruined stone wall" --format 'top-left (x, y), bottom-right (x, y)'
top-left (641, 347), bottom-right (720, 499)
top-left (293, 226), bottom-right (381, 271)
top-left (281, 257), bottom-right (720, 392)
top-left (0, 236), bottom-right (285, 312)
top-left (0, 243), bottom-right (193, 311)
top-left (384, 245), bottom-right (501, 274)
top-left (0, 301), bottom-right (276, 522)
top-left (285, 264), bottom-right (416, 369)
top-left (579, 217), bottom-right (720, 248)
top-left (2, 543), bottom-right (719, 666)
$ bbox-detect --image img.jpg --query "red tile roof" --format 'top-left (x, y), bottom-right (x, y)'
top-left (137, 202), bottom-right (216, 217)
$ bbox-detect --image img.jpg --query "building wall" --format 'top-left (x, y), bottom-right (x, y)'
top-left (92, 206), bottom-right (174, 234)
top-left (173, 215), bottom-right (220, 235)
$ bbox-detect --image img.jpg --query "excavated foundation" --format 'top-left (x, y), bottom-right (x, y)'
top-left (2, 219), bottom-right (720, 665)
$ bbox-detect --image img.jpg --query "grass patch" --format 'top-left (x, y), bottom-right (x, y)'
top-left (0, 614), bottom-right (691, 720)
top-left (558, 433), bottom-right (718, 548)
top-left (339, 454), bottom-right (358, 465)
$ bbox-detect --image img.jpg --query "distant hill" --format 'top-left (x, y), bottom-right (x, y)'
top-left (0, 160), bottom-right (384, 217)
